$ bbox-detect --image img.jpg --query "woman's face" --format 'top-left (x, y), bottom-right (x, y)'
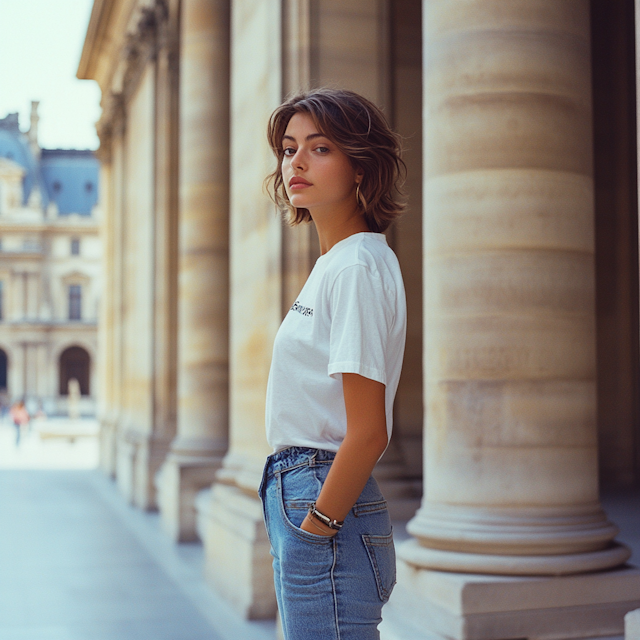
top-left (281, 112), bottom-right (361, 216)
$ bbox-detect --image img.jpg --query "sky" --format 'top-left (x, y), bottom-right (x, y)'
top-left (0, 0), bottom-right (101, 150)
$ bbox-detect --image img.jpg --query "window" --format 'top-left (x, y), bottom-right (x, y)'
top-left (70, 238), bottom-right (80, 256)
top-left (85, 181), bottom-right (94, 193)
top-left (52, 181), bottom-right (62, 193)
top-left (69, 285), bottom-right (81, 320)
top-left (0, 281), bottom-right (4, 320)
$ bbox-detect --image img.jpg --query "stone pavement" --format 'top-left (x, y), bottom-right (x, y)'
top-left (0, 419), bottom-right (276, 640)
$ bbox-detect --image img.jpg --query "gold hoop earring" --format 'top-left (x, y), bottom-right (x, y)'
top-left (356, 184), bottom-right (362, 208)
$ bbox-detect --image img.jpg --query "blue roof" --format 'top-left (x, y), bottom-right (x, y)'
top-left (0, 113), bottom-right (99, 216)
top-left (0, 116), bottom-right (42, 205)
top-left (41, 150), bottom-right (99, 216)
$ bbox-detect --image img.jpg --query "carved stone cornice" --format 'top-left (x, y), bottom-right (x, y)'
top-left (121, 1), bottom-right (167, 101)
top-left (95, 92), bottom-right (125, 163)
top-left (95, 0), bottom-right (173, 161)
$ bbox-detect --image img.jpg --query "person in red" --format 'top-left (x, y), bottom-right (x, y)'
top-left (10, 400), bottom-right (30, 446)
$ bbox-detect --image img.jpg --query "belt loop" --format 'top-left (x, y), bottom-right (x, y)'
top-left (308, 450), bottom-right (317, 467)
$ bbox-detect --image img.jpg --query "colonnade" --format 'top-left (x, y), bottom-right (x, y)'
top-left (79, 0), bottom-right (640, 638)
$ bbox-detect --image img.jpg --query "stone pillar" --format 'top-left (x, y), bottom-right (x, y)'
top-left (157, 0), bottom-right (230, 543)
top-left (109, 114), bottom-right (126, 480)
top-left (381, 2), bottom-right (640, 639)
top-left (96, 136), bottom-right (117, 475)
top-left (116, 63), bottom-right (156, 508)
top-left (195, 0), bottom-right (281, 620)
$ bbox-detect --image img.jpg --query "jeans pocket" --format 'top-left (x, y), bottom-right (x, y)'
top-left (277, 468), bottom-right (332, 545)
top-left (362, 531), bottom-right (396, 602)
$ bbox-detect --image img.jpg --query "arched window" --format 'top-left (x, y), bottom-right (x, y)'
top-left (0, 349), bottom-right (8, 390)
top-left (59, 346), bottom-right (90, 396)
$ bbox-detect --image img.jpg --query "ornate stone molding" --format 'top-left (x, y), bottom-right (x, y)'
top-left (95, 0), bottom-right (174, 162)
top-left (121, 0), bottom-right (169, 101)
top-left (95, 92), bottom-right (124, 163)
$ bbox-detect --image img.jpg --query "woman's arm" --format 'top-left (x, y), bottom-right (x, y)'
top-left (299, 372), bottom-right (388, 536)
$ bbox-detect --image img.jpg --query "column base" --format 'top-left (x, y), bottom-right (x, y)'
top-left (626, 609), bottom-right (640, 640)
top-left (116, 429), bottom-right (172, 510)
top-left (379, 558), bottom-right (640, 640)
top-left (196, 482), bottom-right (276, 620)
top-left (156, 453), bottom-right (221, 542)
top-left (98, 417), bottom-right (117, 477)
top-left (399, 538), bottom-right (632, 576)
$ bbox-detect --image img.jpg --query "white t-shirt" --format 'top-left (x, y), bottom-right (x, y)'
top-left (265, 232), bottom-right (407, 453)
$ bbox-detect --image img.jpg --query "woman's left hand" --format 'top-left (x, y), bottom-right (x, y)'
top-left (300, 513), bottom-right (338, 537)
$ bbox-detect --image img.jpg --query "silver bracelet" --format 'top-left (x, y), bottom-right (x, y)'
top-left (308, 502), bottom-right (344, 530)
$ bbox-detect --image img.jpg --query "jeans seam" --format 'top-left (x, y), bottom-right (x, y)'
top-left (362, 532), bottom-right (395, 602)
top-left (330, 536), bottom-right (340, 640)
top-left (352, 500), bottom-right (387, 516)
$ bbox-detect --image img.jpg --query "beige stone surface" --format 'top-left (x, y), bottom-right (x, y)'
top-left (114, 64), bottom-right (161, 510)
top-left (626, 609), bottom-right (640, 640)
top-left (197, 484), bottom-right (276, 619)
top-left (174, 0), bottom-right (229, 449)
top-left (380, 562), bottom-right (640, 640)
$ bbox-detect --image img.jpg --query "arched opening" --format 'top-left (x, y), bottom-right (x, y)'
top-left (59, 346), bottom-right (90, 396)
top-left (0, 349), bottom-right (8, 390)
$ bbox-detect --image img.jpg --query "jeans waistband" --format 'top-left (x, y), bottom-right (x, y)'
top-left (265, 447), bottom-right (336, 477)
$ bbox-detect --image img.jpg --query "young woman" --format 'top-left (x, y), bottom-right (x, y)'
top-left (259, 89), bottom-right (407, 640)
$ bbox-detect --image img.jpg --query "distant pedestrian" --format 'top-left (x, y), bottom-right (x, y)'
top-left (10, 400), bottom-right (30, 446)
top-left (260, 89), bottom-right (407, 639)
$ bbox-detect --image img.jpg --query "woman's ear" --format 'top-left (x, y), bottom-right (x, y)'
top-left (355, 169), bottom-right (364, 184)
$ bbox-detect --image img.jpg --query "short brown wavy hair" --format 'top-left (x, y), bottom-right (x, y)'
top-left (266, 89), bottom-right (405, 233)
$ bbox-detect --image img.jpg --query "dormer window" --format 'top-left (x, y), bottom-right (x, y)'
top-left (85, 181), bottom-right (94, 193)
top-left (52, 181), bottom-right (62, 193)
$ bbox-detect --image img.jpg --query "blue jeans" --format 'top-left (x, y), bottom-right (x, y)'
top-left (259, 447), bottom-right (396, 640)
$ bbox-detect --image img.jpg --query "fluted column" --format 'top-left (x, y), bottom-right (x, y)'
top-left (381, 2), bottom-right (640, 639)
top-left (157, 0), bottom-right (229, 542)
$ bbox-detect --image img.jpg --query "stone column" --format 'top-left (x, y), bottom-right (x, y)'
top-left (121, 1), bottom-right (181, 512)
top-left (195, 0), bottom-right (281, 620)
top-left (109, 113), bottom-right (126, 481)
top-left (157, 0), bottom-right (230, 543)
top-left (96, 134), bottom-right (117, 475)
top-left (381, 2), bottom-right (640, 639)
top-left (117, 62), bottom-right (155, 508)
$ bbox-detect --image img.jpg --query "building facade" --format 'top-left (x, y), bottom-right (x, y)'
top-left (79, 0), bottom-right (640, 638)
top-left (0, 108), bottom-right (100, 416)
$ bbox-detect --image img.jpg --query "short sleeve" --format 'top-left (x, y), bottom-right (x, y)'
top-left (327, 264), bottom-right (393, 385)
